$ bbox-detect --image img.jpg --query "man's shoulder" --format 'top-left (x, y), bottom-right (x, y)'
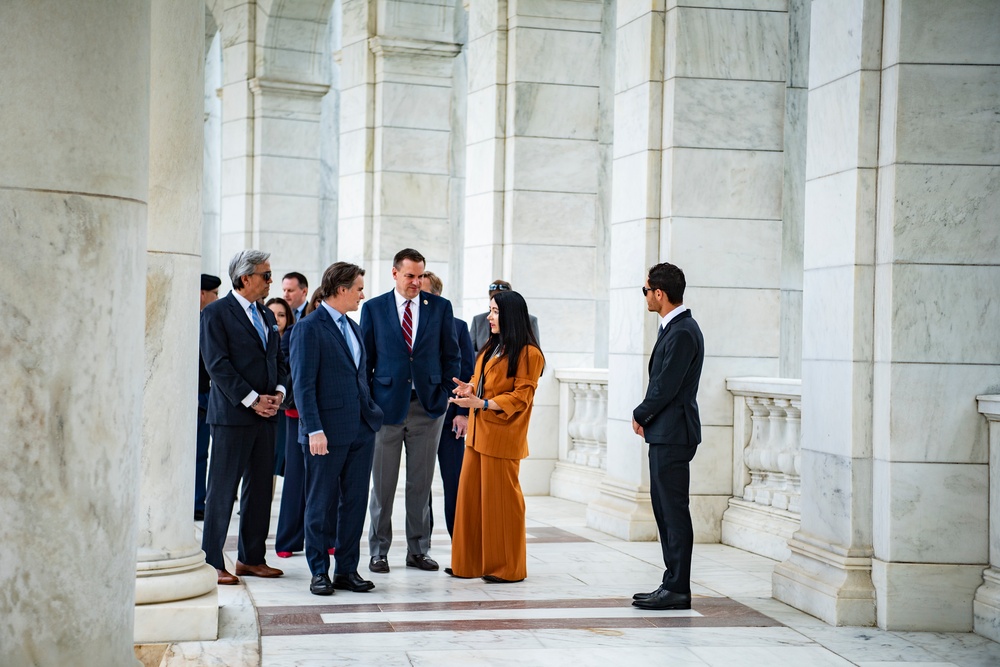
top-left (203, 294), bottom-right (234, 319)
top-left (362, 290), bottom-right (393, 312)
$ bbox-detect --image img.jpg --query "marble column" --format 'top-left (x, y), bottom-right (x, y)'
top-left (0, 2), bottom-right (150, 665)
top-left (587, 0), bottom-right (665, 540)
top-left (772, 0), bottom-right (882, 626)
top-left (975, 395), bottom-right (1000, 642)
top-left (867, 0), bottom-right (998, 631)
top-left (135, 0), bottom-right (218, 644)
top-left (463, 0), bottom-right (608, 493)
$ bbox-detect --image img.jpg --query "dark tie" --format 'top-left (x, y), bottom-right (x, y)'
top-left (402, 300), bottom-right (413, 353)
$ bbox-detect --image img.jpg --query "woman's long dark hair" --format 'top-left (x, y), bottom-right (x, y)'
top-left (482, 290), bottom-right (544, 378)
top-left (265, 297), bottom-right (294, 334)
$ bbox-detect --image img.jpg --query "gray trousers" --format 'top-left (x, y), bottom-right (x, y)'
top-left (368, 396), bottom-right (445, 558)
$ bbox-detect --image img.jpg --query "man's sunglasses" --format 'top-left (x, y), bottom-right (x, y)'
top-left (488, 283), bottom-right (511, 291)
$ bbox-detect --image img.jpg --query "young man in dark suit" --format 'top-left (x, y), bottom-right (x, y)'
top-left (289, 262), bottom-right (384, 595)
top-left (361, 248), bottom-right (461, 573)
top-left (200, 250), bottom-right (288, 585)
top-left (631, 262), bottom-right (705, 610)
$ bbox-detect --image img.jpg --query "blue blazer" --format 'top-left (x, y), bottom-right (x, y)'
top-left (288, 306), bottom-right (384, 445)
top-left (360, 290), bottom-right (461, 424)
top-left (201, 292), bottom-right (288, 426)
top-left (446, 317), bottom-right (475, 421)
top-left (633, 309), bottom-right (704, 446)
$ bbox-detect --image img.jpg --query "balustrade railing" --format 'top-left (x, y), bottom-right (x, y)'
top-left (549, 369), bottom-right (608, 504)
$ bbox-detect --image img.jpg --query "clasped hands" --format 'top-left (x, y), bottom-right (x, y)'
top-left (252, 393), bottom-right (282, 418)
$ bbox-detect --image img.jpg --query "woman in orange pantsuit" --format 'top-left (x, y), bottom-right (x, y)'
top-left (446, 290), bottom-right (544, 583)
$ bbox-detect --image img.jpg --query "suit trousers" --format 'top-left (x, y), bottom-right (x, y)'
top-left (450, 447), bottom-right (526, 582)
top-left (201, 421), bottom-right (275, 571)
top-left (368, 396), bottom-right (445, 558)
top-left (275, 417), bottom-right (337, 555)
top-left (648, 443), bottom-right (699, 594)
top-left (303, 426), bottom-right (376, 576)
top-left (430, 408), bottom-right (465, 538)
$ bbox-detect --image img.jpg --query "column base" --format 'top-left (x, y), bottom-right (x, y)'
top-left (550, 461), bottom-right (606, 505)
top-left (975, 567), bottom-right (1000, 642)
top-left (772, 533), bottom-right (875, 626)
top-left (871, 559), bottom-right (984, 632)
top-left (134, 587), bottom-right (219, 643)
top-left (721, 498), bottom-right (800, 561)
top-left (521, 457), bottom-right (556, 496)
top-left (586, 477), bottom-right (657, 541)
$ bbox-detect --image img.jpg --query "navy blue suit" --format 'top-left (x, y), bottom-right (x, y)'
top-left (633, 308), bottom-right (704, 595)
top-left (361, 289), bottom-right (461, 559)
top-left (290, 305), bottom-right (383, 577)
top-left (430, 317), bottom-right (474, 537)
top-left (200, 292), bottom-right (288, 571)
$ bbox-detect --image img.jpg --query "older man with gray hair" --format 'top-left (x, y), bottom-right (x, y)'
top-left (200, 249), bottom-right (289, 585)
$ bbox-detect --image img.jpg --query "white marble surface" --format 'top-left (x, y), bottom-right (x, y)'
top-left (801, 265), bottom-right (875, 362)
top-left (507, 191), bottom-right (597, 246)
top-left (807, 0), bottom-right (883, 88)
top-left (611, 151), bottom-right (660, 223)
top-left (665, 6), bottom-right (787, 81)
top-left (881, 64), bottom-right (1000, 166)
top-left (805, 71), bottom-right (880, 180)
top-left (509, 28), bottom-right (601, 87)
top-left (872, 560), bottom-right (987, 632)
top-left (668, 78), bottom-right (784, 151)
top-left (665, 147), bottom-right (784, 220)
top-left (507, 137), bottom-right (600, 194)
top-left (511, 82), bottom-right (599, 140)
top-left (671, 217), bottom-right (782, 289)
top-left (872, 460), bottom-right (988, 565)
top-left (883, 0), bottom-right (1000, 66)
top-left (796, 449), bottom-right (873, 549)
top-left (800, 359), bottom-right (874, 459)
top-left (803, 168), bottom-right (876, 270)
top-left (613, 82), bottom-right (662, 158)
top-left (686, 286), bottom-right (780, 359)
top-left (614, 11), bottom-right (664, 93)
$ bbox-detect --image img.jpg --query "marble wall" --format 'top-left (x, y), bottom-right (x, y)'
top-left (0, 2), bottom-right (150, 664)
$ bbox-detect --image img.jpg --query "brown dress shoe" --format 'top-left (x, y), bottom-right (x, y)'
top-left (235, 561), bottom-right (283, 578)
top-left (216, 568), bottom-right (239, 585)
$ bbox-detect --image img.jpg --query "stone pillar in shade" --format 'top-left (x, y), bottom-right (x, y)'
top-left (975, 395), bottom-right (1000, 642)
top-left (0, 2), bottom-right (150, 666)
top-left (134, 0), bottom-right (218, 643)
top-left (772, 0), bottom-right (882, 626)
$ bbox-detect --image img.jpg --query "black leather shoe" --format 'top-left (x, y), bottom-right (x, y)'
top-left (193, 510), bottom-right (204, 521)
top-left (482, 574), bottom-right (523, 584)
top-left (633, 586), bottom-right (662, 601)
top-left (369, 556), bottom-right (390, 573)
top-left (405, 553), bottom-right (439, 571)
top-left (310, 573), bottom-right (335, 596)
top-left (333, 571), bottom-right (375, 592)
top-left (631, 588), bottom-right (691, 610)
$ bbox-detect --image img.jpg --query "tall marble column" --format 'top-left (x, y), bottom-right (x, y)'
top-left (463, 0), bottom-right (607, 493)
top-left (135, 0), bottom-right (218, 643)
top-left (867, 0), bottom-right (998, 631)
top-left (0, 2), bottom-right (150, 665)
top-left (587, 0), bottom-right (665, 540)
top-left (975, 395), bottom-right (1000, 642)
top-left (772, 0), bottom-right (882, 626)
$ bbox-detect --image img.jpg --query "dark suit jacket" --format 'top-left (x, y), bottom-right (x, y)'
top-left (289, 306), bottom-right (383, 445)
top-left (633, 309), bottom-right (704, 445)
top-left (471, 311), bottom-right (540, 353)
top-left (447, 317), bottom-right (475, 421)
top-left (360, 290), bottom-right (461, 424)
top-left (200, 292), bottom-right (288, 426)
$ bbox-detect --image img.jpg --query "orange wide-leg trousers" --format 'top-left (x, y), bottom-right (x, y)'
top-left (450, 447), bottom-right (527, 581)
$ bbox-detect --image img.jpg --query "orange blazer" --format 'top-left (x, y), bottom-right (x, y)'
top-left (466, 345), bottom-right (544, 460)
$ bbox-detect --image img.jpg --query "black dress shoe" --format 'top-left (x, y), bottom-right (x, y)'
top-left (310, 573), bottom-right (335, 596)
top-left (444, 567), bottom-right (475, 579)
top-left (633, 586), bottom-right (662, 601)
top-left (631, 588), bottom-right (691, 610)
top-left (369, 556), bottom-right (390, 573)
top-left (482, 574), bottom-right (524, 584)
top-left (405, 554), bottom-right (439, 571)
top-left (333, 571), bottom-right (375, 592)
top-left (193, 510), bottom-right (204, 521)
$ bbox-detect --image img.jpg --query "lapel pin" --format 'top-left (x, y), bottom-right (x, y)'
top-left (423, 299), bottom-right (428, 305)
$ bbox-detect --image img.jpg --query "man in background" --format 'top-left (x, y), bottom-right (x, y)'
top-left (194, 273), bottom-right (221, 521)
top-left (282, 272), bottom-right (309, 322)
top-left (469, 279), bottom-right (540, 352)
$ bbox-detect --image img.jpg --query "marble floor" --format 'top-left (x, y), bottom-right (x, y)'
top-left (214, 481), bottom-right (1000, 667)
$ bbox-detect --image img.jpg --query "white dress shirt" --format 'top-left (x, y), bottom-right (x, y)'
top-left (393, 289), bottom-right (420, 345)
top-left (230, 290), bottom-right (285, 407)
top-left (659, 304), bottom-right (689, 332)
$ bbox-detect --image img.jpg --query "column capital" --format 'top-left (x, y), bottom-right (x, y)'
top-left (977, 395), bottom-right (1000, 421)
top-left (368, 36), bottom-right (462, 59)
top-left (248, 77), bottom-right (330, 98)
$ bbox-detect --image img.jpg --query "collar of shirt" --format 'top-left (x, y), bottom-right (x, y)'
top-left (321, 301), bottom-right (346, 323)
top-left (393, 288), bottom-right (420, 341)
top-left (232, 290), bottom-right (257, 319)
top-left (660, 304), bottom-right (689, 331)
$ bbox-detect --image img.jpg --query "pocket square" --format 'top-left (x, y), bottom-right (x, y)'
top-left (271, 324), bottom-right (279, 332)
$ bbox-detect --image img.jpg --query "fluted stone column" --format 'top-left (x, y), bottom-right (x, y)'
top-left (134, 0), bottom-right (218, 643)
top-left (0, 2), bottom-right (150, 665)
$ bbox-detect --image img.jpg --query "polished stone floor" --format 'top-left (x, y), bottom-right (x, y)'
top-left (209, 480), bottom-right (1000, 667)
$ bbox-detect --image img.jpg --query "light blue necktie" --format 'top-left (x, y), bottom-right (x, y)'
top-left (339, 315), bottom-right (359, 366)
top-left (249, 303), bottom-right (267, 348)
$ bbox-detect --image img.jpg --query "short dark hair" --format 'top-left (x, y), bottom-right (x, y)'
top-left (423, 271), bottom-right (443, 296)
top-left (320, 262), bottom-right (364, 299)
top-left (283, 271), bottom-right (308, 289)
top-left (393, 248), bottom-right (426, 268)
top-left (647, 262), bottom-right (686, 305)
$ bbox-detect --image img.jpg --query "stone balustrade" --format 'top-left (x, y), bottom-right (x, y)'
top-left (974, 394), bottom-right (1000, 642)
top-left (721, 377), bottom-right (803, 561)
top-left (549, 369), bottom-right (609, 504)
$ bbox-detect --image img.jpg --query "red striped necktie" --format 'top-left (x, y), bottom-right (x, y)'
top-left (402, 299), bottom-right (413, 352)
